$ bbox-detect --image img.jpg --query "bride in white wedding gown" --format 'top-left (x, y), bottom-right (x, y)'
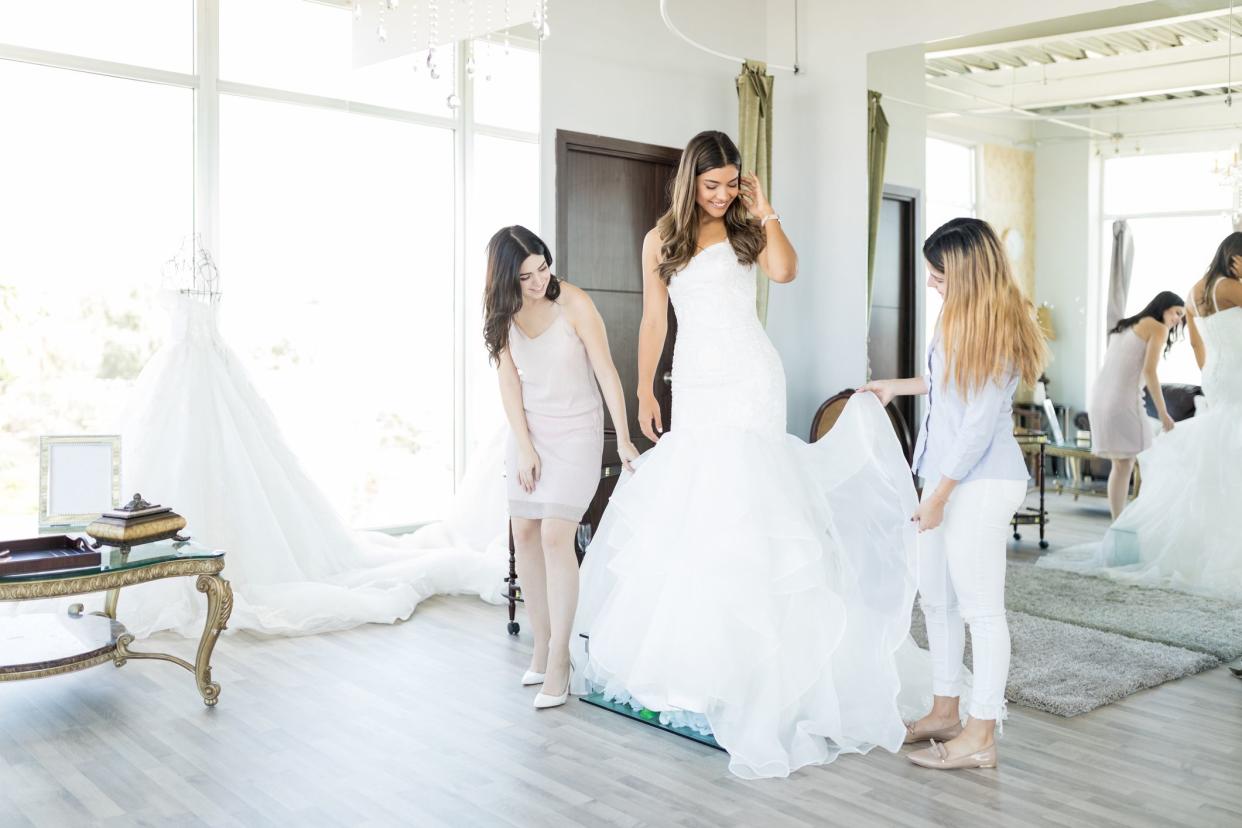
top-left (1039, 233), bottom-right (1242, 597)
top-left (569, 132), bottom-right (941, 779)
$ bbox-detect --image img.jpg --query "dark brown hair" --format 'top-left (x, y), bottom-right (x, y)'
top-left (1199, 231), bottom-right (1242, 316)
top-left (483, 225), bottom-right (559, 364)
top-left (655, 131), bottom-right (765, 284)
top-left (1110, 291), bottom-right (1186, 356)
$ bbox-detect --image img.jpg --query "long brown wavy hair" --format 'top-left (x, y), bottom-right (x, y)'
top-left (1198, 231), bottom-right (1242, 316)
top-left (655, 131), bottom-right (765, 284)
top-left (483, 225), bottom-right (559, 365)
top-left (925, 218), bottom-right (1048, 392)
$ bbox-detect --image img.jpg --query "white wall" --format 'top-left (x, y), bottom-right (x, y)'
top-left (768, 0), bottom-right (1129, 436)
top-left (866, 46), bottom-right (926, 195)
top-left (1033, 140), bottom-right (1097, 416)
top-left (538, 0), bottom-right (1132, 438)
top-left (538, 0), bottom-right (765, 247)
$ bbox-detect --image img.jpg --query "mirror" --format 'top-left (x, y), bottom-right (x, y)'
top-left (867, 0), bottom-right (1242, 718)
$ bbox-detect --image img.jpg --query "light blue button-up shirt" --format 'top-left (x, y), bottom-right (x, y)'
top-left (911, 333), bottom-right (1029, 489)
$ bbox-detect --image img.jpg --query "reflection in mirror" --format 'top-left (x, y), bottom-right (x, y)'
top-left (867, 2), bottom-right (1242, 733)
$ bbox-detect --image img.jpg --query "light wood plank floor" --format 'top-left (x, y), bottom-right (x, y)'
top-left (2, 492), bottom-right (1239, 827)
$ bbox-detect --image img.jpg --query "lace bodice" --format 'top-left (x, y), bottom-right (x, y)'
top-left (666, 241), bottom-right (785, 434)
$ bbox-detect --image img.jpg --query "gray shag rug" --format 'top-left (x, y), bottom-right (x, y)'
top-left (909, 607), bottom-right (1218, 717)
top-left (1006, 563), bottom-right (1242, 661)
top-left (909, 562), bottom-right (1236, 717)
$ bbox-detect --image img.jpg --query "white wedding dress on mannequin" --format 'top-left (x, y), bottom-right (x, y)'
top-left (76, 290), bottom-right (508, 637)
top-left (569, 242), bottom-right (944, 779)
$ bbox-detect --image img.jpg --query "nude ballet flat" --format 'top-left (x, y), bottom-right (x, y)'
top-left (521, 670), bottom-right (545, 686)
top-left (908, 739), bottom-right (998, 770)
top-left (903, 720), bottom-right (964, 744)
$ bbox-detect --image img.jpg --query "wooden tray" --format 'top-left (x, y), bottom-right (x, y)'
top-left (0, 535), bottom-right (100, 577)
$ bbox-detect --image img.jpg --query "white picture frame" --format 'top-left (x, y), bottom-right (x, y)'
top-left (38, 435), bottom-right (122, 529)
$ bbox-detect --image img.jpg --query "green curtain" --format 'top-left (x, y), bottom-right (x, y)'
top-left (738, 59), bottom-right (774, 325)
top-left (866, 90), bottom-right (889, 315)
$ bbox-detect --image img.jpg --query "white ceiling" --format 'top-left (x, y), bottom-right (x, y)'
top-left (925, 6), bottom-right (1242, 121)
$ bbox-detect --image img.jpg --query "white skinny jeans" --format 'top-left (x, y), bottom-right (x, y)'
top-left (917, 478), bottom-right (1026, 722)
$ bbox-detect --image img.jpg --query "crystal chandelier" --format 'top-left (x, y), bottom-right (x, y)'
top-left (1214, 147), bottom-right (1242, 189)
top-left (360, 1), bottom-right (550, 111)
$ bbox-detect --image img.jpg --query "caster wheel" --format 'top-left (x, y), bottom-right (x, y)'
top-left (1013, 532), bottom-right (1021, 541)
top-left (507, 621), bottom-right (520, 635)
top-left (1039, 540), bottom-right (1049, 550)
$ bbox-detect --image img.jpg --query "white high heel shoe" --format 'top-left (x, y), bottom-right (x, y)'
top-left (521, 670), bottom-right (545, 686)
top-left (533, 666), bottom-right (572, 709)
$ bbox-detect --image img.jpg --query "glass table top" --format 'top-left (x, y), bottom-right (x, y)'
top-left (0, 535), bottom-right (222, 584)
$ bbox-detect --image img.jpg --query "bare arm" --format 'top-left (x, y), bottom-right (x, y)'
top-left (1187, 308), bottom-right (1206, 370)
top-left (1137, 319), bottom-right (1173, 430)
top-left (563, 286), bottom-right (639, 469)
top-left (743, 172), bottom-right (797, 283)
top-left (857, 376), bottom-right (930, 406)
top-left (636, 229), bottom-right (669, 442)
top-left (496, 347), bottom-right (540, 492)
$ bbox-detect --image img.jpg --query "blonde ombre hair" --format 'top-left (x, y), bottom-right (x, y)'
top-left (925, 218), bottom-right (1047, 392)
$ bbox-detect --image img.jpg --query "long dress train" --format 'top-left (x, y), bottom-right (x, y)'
top-left (1038, 301), bottom-right (1242, 598)
top-left (4, 292), bottom-right (509, 637)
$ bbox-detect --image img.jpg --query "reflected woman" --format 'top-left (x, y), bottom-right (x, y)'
top-left (1088, 291), bottom-right (1186, 520)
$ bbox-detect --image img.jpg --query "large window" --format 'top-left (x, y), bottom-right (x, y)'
top-left (463, 43), bottom-right (541, 461)
top-left (0, 55), bottom-right (192, 520)
top-left (0, 2), bottom-right (540, 526)
top-left (217, 97), bottom-right (457, 527)
top-left (1099, 150), bottom-right (1234, 386)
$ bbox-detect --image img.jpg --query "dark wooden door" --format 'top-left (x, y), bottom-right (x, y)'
top-left (555, 131), bottom-right (680, 559)
top-left (868, 185), bottom-right (920, 440)
top-left (555, 130), bottom-right (681, 451)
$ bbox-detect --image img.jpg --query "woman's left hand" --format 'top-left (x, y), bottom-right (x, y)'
top-left (1160, 413), bottom-right (1175, 432)
top-left (740, 172), bottom-right (773, 220)
top-left (911, 496), bottom-right (945, 533)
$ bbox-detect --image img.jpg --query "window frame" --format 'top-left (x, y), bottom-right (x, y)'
top-left (0, 0), bottom-right (541, 527)
top-left (1095, 148), bottom-right (1235, 390)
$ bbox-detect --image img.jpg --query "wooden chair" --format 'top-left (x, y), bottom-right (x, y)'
top-left (809, 388), bottom-right (914, 464)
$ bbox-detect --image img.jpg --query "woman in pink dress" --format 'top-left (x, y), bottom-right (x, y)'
top-left (483, 225), bottom-right (639, 709)
top-left (1088, 291), bottom-right (1186, 519)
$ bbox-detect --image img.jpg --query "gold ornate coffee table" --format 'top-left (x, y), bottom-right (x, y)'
top-left (0, 540), bottom-right (232, 706)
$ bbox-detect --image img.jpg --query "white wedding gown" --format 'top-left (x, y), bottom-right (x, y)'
top-left (5, 292), bottom-right (509, 637)
top-left (1039, 300), bottom-right (1242, 597)
top-left (570, 242), bottom-right (939, 780)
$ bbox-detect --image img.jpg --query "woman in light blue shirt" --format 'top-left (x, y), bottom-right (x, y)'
top-left (861, 218), bottom-right (1047, 771)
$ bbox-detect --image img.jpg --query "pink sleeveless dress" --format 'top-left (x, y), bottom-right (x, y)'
top-left (505, 303), bottom-right (604, 522)
top-left (1089, 327), bottom-right (1153, 459)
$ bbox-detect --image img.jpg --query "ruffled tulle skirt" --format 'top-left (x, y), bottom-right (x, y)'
top-left (1038, 399), bottom-right (1242, 598)
top-left (571, 394), bottom-right (936, 779)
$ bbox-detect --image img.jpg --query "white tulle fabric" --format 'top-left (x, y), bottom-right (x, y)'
top-left (570, 242), bottom-right (939, 779)
top-left (3, 292), bottom-right (509, 637)
top-left (1039, 305), bottom-right (1242, 597)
